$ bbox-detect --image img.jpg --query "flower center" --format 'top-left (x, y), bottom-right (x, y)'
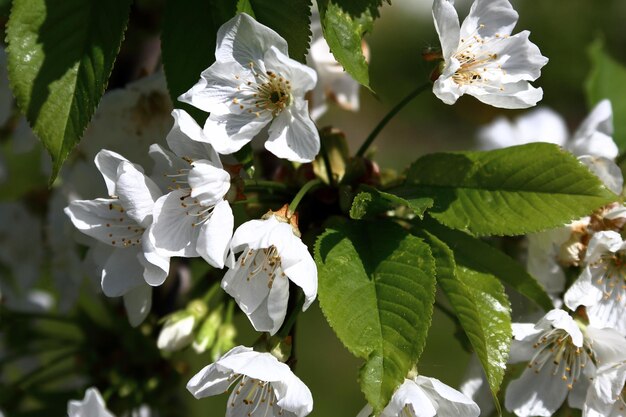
top-left (528, 328), bottom-right (591, 390)
top-left (227, 374), bottom-right (281, 416)
top-left (105, 202), bottom-right (144, 247)
top-left (239, 245), bottom-right (286, 289)
top-left (233, 63), bottom-right (293, 118)
top-left (593, 253), bottom-right (626, 302)
top-left (451, 25), bottom-right (508, 90)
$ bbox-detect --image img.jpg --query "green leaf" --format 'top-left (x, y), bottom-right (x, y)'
top-left (161, 0), bottom-right (236, 120)
top-left (423, 219), bottom-right (553, 311)
top-left (318, 0), bottom-right (386, 88)
top-left (315, 221), bottom-right (436, 412)
top-left (405, 143), bottom-right (616, 236)
top-left (585, 39), bottom-right (626, 152)
top-left (237, 0), bottom-right (255, 16)
top-left (421, 231), bottom-right (511, 410)
top-left (7, 0), bottom-right (132, 182)
top-left (248, 0), bottom-right (312, 63)
top-left (350, 185), bottom-right (433, 220)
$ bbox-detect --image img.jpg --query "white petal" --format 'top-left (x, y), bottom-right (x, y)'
top-left (157, 315), bottom-right (195, 351)
top-left (509, 323), bottom-right (542, 363)
top-left (585, 231), bottom-right (624, 265)
top-left (65, 198), bottom-right (144, 247)
top-left (489, 31), bottom-right (548, 83)
top-left (564, 267), bottom-right (604, 311)
top-left (578, 156), bottom-right (623, 195)
top-left (230, 217), bottom-right (281, 252)
top-left (115, 161), bottom-right (161, 227)
top-left (416, 376), bottom-right (480, 417)
top-left (383, 379), bottom-right (436, 417)
top-left (215, 13), bottom-right (289, 66)
top-left (218, 349), bottom-right (291, 381)
top-left (460, 0), bottom-right (518, 39)
top-left (196, 200), bottom-right (233, 268)
top-left (272, 372), bottom-right (314, 417)
top-left (433, 68), bottom-right (463, 105)
top-left (123, 283), bottom-right (152, 327)
top-left (187, 363), bottom-right (235, 398)
top-left (470, 82), bottom-right (544, 109)
top-left (263, 45), bottom-right (317, 96)
top-left (68, 387), bottom-right (115, 417)
top-left (150, 190), bottom-right (199, 258)
top-left (203, 110), bottom-right (271, 154)
top-left (505, 365), bottom-right (568, 417)
top-left (279, 240), bottom-right (317, 311)
top-left (166, 109), bottom-right (221, 165)
top-left (459, 355), bottom-right (495, 416)
top-left (585, 326), bottom-right (626, 365)
top-left (148, 144), bottom-right (187, 190)
top-left (566, 374), bottom-right (590, 410)
top-left (222, 258), bottom-right (273, 320)
top-left (266, 102), bottom-right (321, 162)
top-left (539, 309), bottom-right (583, 347)
top-left (569, 99), bottom-right (617, 159)
top-left (94, 149), bottom-right (135, 197)
top-left (588, 299), bottom-right (626, 336)
top-left (101, 247), bottom-right (145, 297)
top-left (432, 0), bottom-right (461, 61)
top-left (188, 160), bottom-right (231, 206)
top-left (139, 234), bottom-right (170, 287)
top-left (266, 272), bottom-right (290, 335)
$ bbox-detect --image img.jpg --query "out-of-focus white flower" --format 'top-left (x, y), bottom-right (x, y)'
top-left (459, 355), bottom-right (495, 417)
top-left (505, 309), bottom-right (626, 417)
top-left (356, 376), bottom-right (480, 417)
top-left (478, 100), bottom-right (618, 160)
top-left (149, 109), bottom-right (234, 268)
top-left (157, 300), bottom-right (208, 352)
top-left (222, 208), bottom-right (317, 335)
top-left (180, 13), bottom-right (320, 162)
top-left (432, 0), bottom-right (548, 108)
top-left (68, 387), bottom-right (115, 417)
top-left (583, 361), bottom-right (626, 417)
top-left (187, 345), bottom-right (313, 417)
top-left (65, 151), bottom-right (170, 326)
top-left (565, 231), bottom-right (626, 336)
top-left (307, 12), bottom-right (361, 121)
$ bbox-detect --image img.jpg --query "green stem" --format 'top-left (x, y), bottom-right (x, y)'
top-left (319, 139), bottom-right (336, 187)
top-left (276, 290), bottom-right (305, 339)
top-left (356, 81), bottom-right (431, 157)
top-left (243, 179), bottom-right (290, 192)
top-left (202, 281), bottom-right (222, 305)
top-left (224, 299), bottom-right (235, 324)
top-left (288, 179), bottom-right (322, 214)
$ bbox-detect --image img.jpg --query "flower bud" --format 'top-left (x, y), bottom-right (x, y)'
top-left (210, 323), bottom-right (237, 361)
top-left (192, 307), bottom-right (223, 354)
top-left (157, 300), bottom-right (209, 352)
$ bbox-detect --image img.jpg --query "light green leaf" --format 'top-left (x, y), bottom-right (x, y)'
top-left (421, 231), bottom-right (510, 411)
top-left (423, 219), bottom-right (553, 311)
top-left (406, 143), bottom-right (616, 236)
top-left (161, 0), bottom-right (236, 121)
top-left (585, 39), bottom-right (626, 152)
top-left (7, 0), bottom-right (132, 183)
top-left (237, 0), bottom-right (255, 16)
top-left (315, 221), bottom-right (436, 412)
top-left (350, 185), bottom-right (433, 220)
top-left (318, 0), bottom-right (386, 88)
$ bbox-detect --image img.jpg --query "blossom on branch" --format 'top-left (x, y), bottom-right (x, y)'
top-left (187, 345), bottom-right (313, 417)
top-left (432, 0), bottom-right (548, 108)
top-left (180, 13), bottom-right (320, 162)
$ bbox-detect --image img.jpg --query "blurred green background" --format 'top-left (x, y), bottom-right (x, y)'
top-left (1, 0), bottom-right (626, 415)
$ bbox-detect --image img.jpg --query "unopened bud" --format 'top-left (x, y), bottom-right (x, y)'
top-left (210, 323), bottom-right (237, 361)
top-left (157, 311), bottom-right (196, 352)
top-left (192, 307), bottom-right (223, 354)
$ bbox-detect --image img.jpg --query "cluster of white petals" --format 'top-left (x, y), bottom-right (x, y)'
top-left (180, 13), bottom-right (320, 163)
top-left (432, 0), bottom-right (548, 108)
top-left (68, 388), bottom-right (115, 417)
top-left (187, 345), bottom-right (313, 417)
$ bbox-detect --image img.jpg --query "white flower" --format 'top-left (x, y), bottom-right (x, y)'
top-left (356, 376), bottom-right (480, 417)
top-left (505, 309), bottom-right (626, 417)
top-left (432, 0), bottom-right (548, 108)
top-left (148, 109), bottom-right (234, 268)
top-left (65, 150), bottom-right (170, 326)
top-left (179, 13), bottom-right (320, 162)
top-left (222, 210), bottom-right (317, 335)
top-left (307, 11), bottom-right (361, 121)
top-left (565, 231), bottom-right (626, 336)
top-left (478, 100), bottom-right (618, 159)
top-left (187, 345), bottom-right (313, 417)
top-left (157, 314), bottom-right (196, 352)
top-left (459, 355), bottom-right (496, 417)
top-left (68, 387), bottom-right (115, 417)
top-left (583, 361), bottom-right (626, 417)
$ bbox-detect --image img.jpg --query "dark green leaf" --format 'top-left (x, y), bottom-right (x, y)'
top-left (318, 0), bottom-right (386, 88)
top-left (423, 219), bottom-right (553, 311)
top-left (315, 221), bottom-right (436, 412)
top-left (161, 0), bottom-right (236, 121)
top-left (7, 0), bottom-right (132, 182)
top-left (350, 185), bottom-right (433, 220)
top-left (406, 143), bottom-right (616, 236)
top-left (585, 39), bottom-right (626, 152)
top-left (421, 231), bottom-right (510, 411)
